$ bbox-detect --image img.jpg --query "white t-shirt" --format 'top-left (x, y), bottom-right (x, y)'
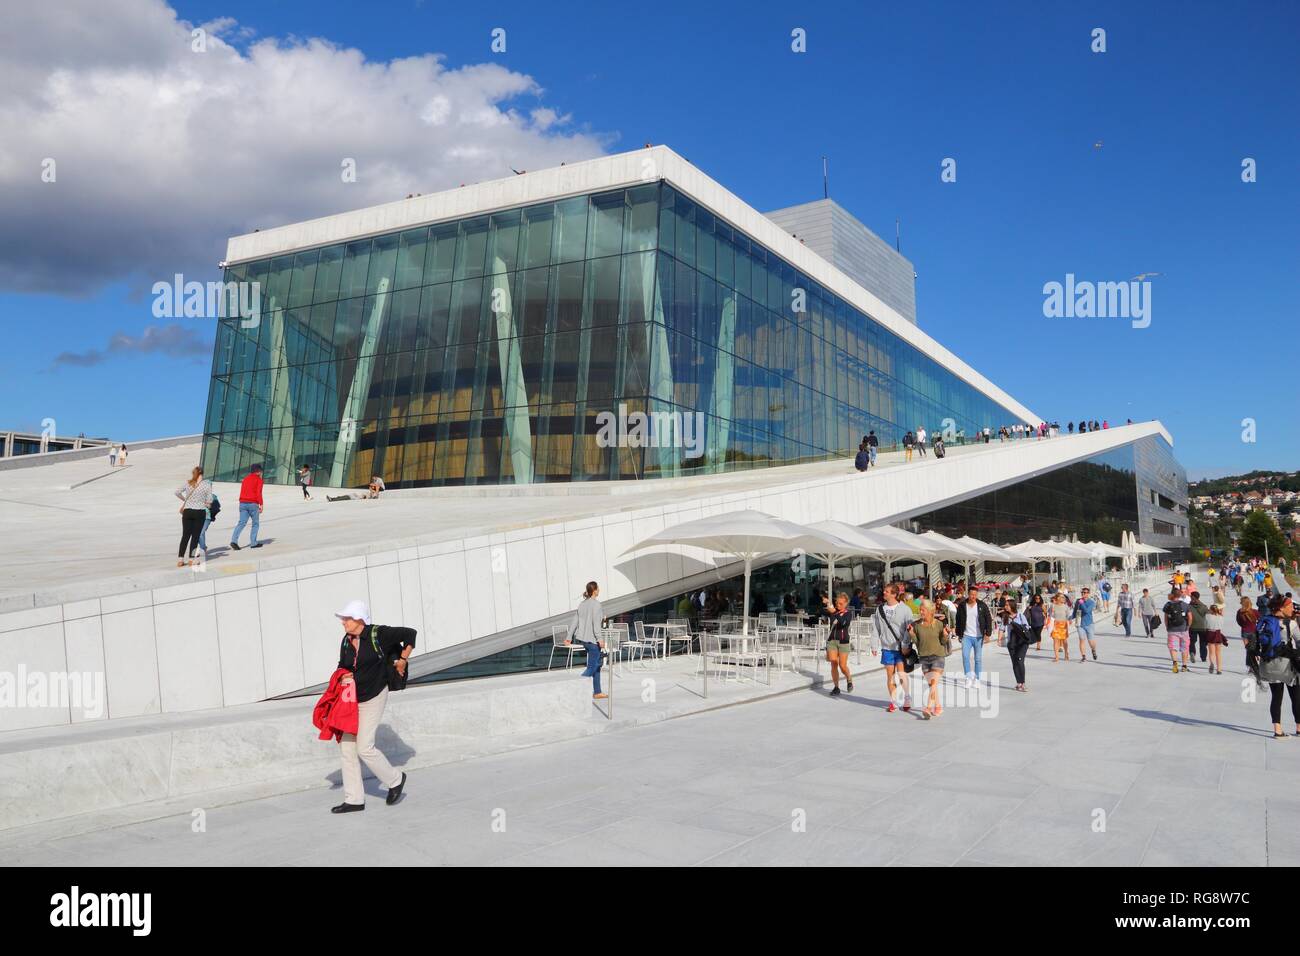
top-left (917, 429), bottom-right (927, 443)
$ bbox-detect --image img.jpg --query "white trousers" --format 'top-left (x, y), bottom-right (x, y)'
top-left (338, 687), bottom-right (402, 804)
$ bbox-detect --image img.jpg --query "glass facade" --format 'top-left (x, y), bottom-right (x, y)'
top-left (909, 435), bottom-right (1189, 561)
top-left (201, 183), bottom-right (1025, 487)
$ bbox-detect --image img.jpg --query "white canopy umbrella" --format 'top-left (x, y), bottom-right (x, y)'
top-left (953, 535), bottom-right (1023, 563)
top-left (860, 525), bottom-right (947, 583)
top-left (916, 531), bottom-right (986, 590)
top-left (1085, 541), bottom-right (1127, 558)
top-left (624, 510), bottom-right (862, 698)
top-left (624, 510), bottom-right (858, 637)
top-left (805, 520), bottom-right (890, 595)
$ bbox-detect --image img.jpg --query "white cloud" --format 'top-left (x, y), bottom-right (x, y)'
top-left (0, 0), bottom-right (612, 296)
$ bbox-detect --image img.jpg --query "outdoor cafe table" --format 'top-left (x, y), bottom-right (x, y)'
top-left (646, 622), bottom-right (691, 656)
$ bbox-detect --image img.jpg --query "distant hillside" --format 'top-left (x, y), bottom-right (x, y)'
top-left (1190, 470), bottom-right (1300, 496)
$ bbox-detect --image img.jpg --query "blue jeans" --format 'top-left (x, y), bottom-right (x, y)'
top-left (198, 515), bottom-right (211, 552)
top-left (868, 446), bottom-right (877, 465)
top-left (1120, 607), bottom-right (1132, 636)
top-left (961, 635), bottom-right (983, 678)
top-left (231, 502), bottom-right (260, 546)
top-left (579, 642), bottom-right (602, 695)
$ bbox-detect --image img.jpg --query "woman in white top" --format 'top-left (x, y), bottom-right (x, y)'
top-left (174, 467), bottom-right (214, 567)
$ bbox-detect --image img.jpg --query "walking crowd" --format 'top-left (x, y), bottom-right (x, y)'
top-left (855, 417), bottom-right (1136, 471)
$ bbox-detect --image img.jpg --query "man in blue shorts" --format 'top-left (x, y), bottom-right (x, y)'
top-left (1073, 586), bottom-right (1099, 661)
top-left (874, 583), bottom-right (915, 712)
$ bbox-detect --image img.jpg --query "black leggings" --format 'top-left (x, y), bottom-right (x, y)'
top-left (1030, 625), bottom-right (1043, 647)
top-left (1008, 634), bottom-right (1030, 684)
top-left (1270, 683), bottom-right (1300, 725)
top-left (179, 508), bottom-right (206, 558)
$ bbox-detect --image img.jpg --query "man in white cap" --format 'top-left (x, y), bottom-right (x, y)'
top-left (331, 599), bottom-right (417, 813)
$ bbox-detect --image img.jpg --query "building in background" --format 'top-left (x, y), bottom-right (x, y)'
top-left (201, 147), bottom-right (1025, 490)
top-left (764, 198), bottom-right (917, 325)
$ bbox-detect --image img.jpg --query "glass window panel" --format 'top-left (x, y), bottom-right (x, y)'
top-left (287, 249), bottom-right (319, 309)
top-left (340, 240), bottom-right (372, 299)
top-left (365, 232), bottom-right (399, 295)
top-left (394, 228), bottom-right (429, 290)
top-left (587, 191), bottom-right (625, 260)
top-left (715, 223), bottom-right (734, 288)
top-left (624, 184), bottom-right (659, 253)
top-left (555, 197), bottom-right (588, 263)
top-left (265, 255), bottom-right (294, 309)
top-left (656, 186), bottom-right (676, 259)
top-left (518, 266), bottom-right (550, 339)
top-left (420, 282), bottom-right (452, 351)
top-left (674, 195), bottom-right (695, 268)
top-left (454, 217), bottom-right (488, 280)
top-left (619, 251), bottom-right (654, 326)
top-left (488, 208), bottom-right (521, 274)
top-left (312, 244), bottom-right (344, 303)
top-left (585, 325), bottom-right (618, 403)
top-left (695, 208), bottom-right (715, 278)
top-left (450, 278), bottom-right (483, 346)
top-left (521, 204), bottom-right (555, 270)
top-left (424, 223), bottom-right (457, 285)
top-left (586, 254), bottom-right (620, 328)
top-left (553, 261), bottom-right (584, 334)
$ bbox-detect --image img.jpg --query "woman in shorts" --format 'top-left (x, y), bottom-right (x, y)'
top-left (1237, 596), bottom-right (1260, 671)
top-left (910, 599), bottom-right (951, 719)
top-left (819, 592), bottom-right (855, 697)
top-left (1205, 604), bottom-right (1227, 675)
top-left (1049, 592), bottom-right (1072, 661)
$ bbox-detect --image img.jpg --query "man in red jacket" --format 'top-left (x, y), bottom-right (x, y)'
top-left (229, 464), bottom-right (265, 550)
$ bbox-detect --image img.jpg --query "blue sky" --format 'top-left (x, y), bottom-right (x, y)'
top-left (2, 0), bottom-right (1296, 479)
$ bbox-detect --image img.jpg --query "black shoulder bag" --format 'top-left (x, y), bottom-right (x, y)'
top-left (370, 625), bottom-right (411, 692)
top-left (878, 606), bottom-right (919, 673)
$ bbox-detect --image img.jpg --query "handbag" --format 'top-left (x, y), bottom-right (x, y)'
top-left (369, 625), bottom-right (411, 692)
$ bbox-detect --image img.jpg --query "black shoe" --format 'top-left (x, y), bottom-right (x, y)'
top-left (250, 543), bottom-right (264, 549)
top-left (1092, 651), bottom-right (1097, 660)
top-left (829, 686), bottom-right (841, 696)
top-left (331, 802), bottom-right (364, 814)
top-left (230, 542), bottom-right (241, 551)
top-left (846, 680), bottom-right (854, 693)
top-left (386, 772), bottom-right (407, 805)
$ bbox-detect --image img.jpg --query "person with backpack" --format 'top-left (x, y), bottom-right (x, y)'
top-left (1099, 579), bottom-right (1112, 613)
top-left (1026, 592), bottom-right (1046, 652)
top-left (932, 433), bottom-right (946, 458)
top-left (854, 440), bottom-right (871, 473)
top-left (1163, 587), bottom-right (1192, 673)
top-left (1246, 595), bottom-right (1299, 738)
top-left (1005, 597), bottom-right (1032, 692)
top-left (1237, 596), bottom-right (1260, 671)
top-left (197, 491), bottom-right (221, 559)
top-left (330, 599), bottom-right (415, 813)
top-left (1187, 591), bottom-right (1211, 666)
top-left (902, 430), bottom-right (915, 462)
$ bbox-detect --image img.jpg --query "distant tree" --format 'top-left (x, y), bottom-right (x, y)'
top-left (1240, 511), bottom-right (1289, 562)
